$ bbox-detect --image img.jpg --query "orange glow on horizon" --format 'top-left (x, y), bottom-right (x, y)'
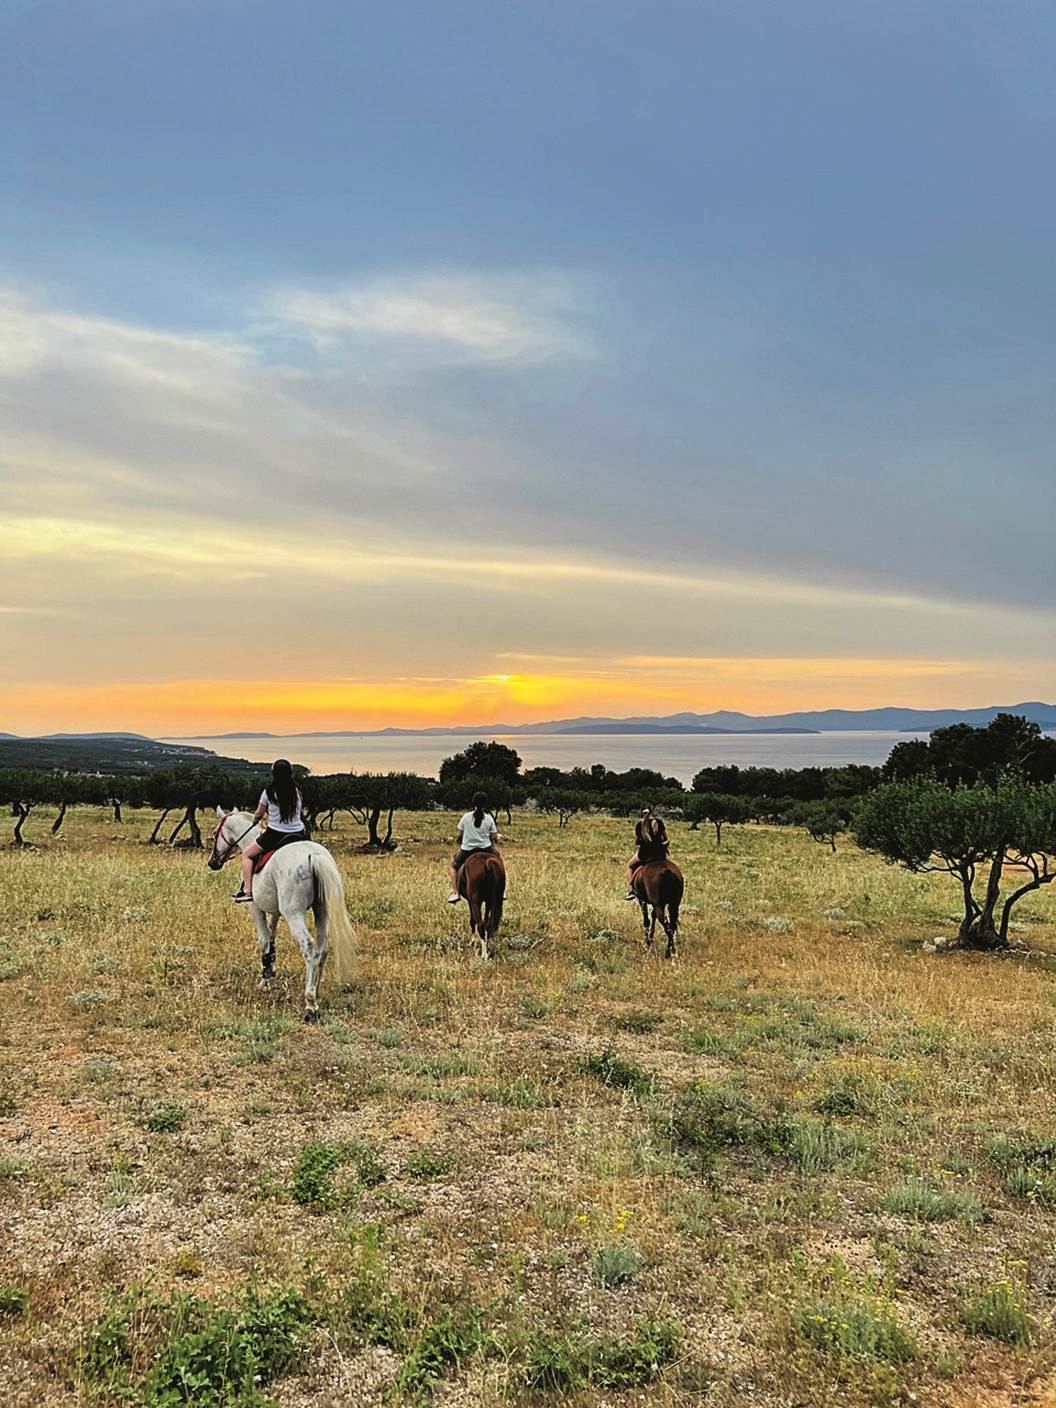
top-left (3, 656), bottom-right (1049, 737)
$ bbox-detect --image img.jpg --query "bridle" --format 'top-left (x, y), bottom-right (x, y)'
top-left (209, 811), bottom-right (259, 867)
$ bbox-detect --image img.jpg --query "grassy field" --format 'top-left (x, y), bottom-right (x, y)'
top-left (2, 807), bottom-right (1056, 1407)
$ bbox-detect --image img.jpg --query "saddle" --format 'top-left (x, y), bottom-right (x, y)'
top-left (252, 850), bottom-right (278, 875)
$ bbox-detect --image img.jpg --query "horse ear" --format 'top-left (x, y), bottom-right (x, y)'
top-left (215, 806), bottom-right (224, 817)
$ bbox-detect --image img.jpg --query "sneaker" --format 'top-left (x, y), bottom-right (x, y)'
top-left (446, 892), bottom-right (462, 904)
top-left (233, 889), bottom-right (254, 904)
top-left (623, 890), bottom-right (637, 901)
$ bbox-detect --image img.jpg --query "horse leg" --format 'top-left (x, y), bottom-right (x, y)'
top-left (639, 898), bottom-right (651, 948)
top-left (252, 910), bottom-right (275, 984)
top-left (468, 895), bottom-right (486, 960)
top-left (286, 909), bottom-right (322, 1022)
top-left (649, 906), bottom-right (659, 948)
top-left (661, 907), bottom-right (677, 961)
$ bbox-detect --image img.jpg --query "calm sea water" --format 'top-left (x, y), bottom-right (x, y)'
top-left (166, 730), bottom-right (932, 786)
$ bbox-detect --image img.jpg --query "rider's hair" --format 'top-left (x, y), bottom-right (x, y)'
top-left (472, 791), bottom-right (488, 828)
top-left (267, 759), bottom-right (300, 824)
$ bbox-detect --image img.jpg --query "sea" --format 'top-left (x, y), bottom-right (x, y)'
top-left (165, 730), bottom-right (935, 787)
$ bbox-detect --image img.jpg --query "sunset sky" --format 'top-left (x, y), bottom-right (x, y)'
top-left (3, 1), bottom-right (1053, 735)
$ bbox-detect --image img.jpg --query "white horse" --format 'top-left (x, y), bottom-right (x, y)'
top-left (208, 809), bottom-right (356, 1021)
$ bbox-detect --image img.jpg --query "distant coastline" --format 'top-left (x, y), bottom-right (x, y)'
top-left (170, 700), bottom-right (1056, 741)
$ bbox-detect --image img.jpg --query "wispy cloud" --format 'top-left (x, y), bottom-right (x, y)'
top-left (263, 271), bottom-right (598, 366)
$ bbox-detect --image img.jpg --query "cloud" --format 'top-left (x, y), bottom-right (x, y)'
top-left (263, 271), bottom-right (598, 366)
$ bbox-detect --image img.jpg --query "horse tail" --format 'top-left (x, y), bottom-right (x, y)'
top-left (664, 865), bottom-right (684, 929)
top-left (489, 864), bottom-right (505, 936)
top-left (314, 850), bottom-right (356, 983)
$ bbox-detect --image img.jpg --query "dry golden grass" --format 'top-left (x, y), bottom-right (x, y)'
top-left (2, 806), bottom-right (1056, 1407)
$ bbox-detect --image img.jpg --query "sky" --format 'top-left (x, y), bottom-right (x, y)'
top-left (2, 0), bottom-right (1053, 735)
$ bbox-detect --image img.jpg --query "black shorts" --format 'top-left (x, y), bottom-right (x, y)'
top-left (634, 846), bottom-right (668, 866)
top-left (453, 845), bottom-right (495, 867)
top-left (257, 827), bottom-right (308, 852)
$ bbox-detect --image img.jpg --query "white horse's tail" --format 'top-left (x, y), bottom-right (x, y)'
top-left (313, 851), bottom-right (356, 984)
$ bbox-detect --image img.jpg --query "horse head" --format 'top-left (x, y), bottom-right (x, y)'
top-left (207, 808), bottom-right (255, 870)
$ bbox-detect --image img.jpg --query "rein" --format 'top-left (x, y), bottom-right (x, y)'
top-left (211, 813), bottom-right (259, 866)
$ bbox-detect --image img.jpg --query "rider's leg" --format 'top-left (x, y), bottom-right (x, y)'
top-left (237, 840), bottom-right (262, 900)
top-left (447, 857), bottom-right (462, 903)
top-left (625, 857), bottom-right (639, 899)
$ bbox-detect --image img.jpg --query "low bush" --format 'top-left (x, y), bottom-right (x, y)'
top-left (961, 1280), bottom-right (1035, 1347)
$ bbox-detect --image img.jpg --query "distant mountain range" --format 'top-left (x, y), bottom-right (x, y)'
top-left (175, 701), bottom-right (1056, 739)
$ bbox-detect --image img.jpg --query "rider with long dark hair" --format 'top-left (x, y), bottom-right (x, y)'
top-left (447, 791), bottom-right (500, 903)
top-left (625, 804), bottom-right (669, 898)
top-left (234, 759), bottom-right (309, 903)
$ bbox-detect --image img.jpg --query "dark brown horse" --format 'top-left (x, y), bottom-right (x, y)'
top-left (458, 850), bottom-right (506, 958)
top-left (631, 859), bottom-right (684, 959)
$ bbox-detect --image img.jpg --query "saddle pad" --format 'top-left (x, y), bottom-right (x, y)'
top-left (253, 850), bottom-right (278, 875)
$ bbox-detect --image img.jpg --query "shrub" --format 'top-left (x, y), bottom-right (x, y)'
top-left (593, 1243), bottom-right (641, 1288)
top-left (291, 1142), bottom-right (348, 1209)
top-left (583, 1048), bottom-right (655, 1098)
top-left (986, 1136), bottom-right (1056, 1206)
top-left (141, 1103), bottom-right (187, 1134)
top-left (793, 1293), bottom-right (916, 1364)
top-left (881, 1183), bottom-right (983, 1223)
top-left (787, 1118), bottom-right (871, 1174)
top-left (961, 1280), bottom-right (1035, 1346)
top-left (407, 1146), bottom-right (454, 1179)
top-left (0, 1284), bottom-right (27, 1316)
top-left (522, 1319), bottom-right (680, 1391)
top-left (79, 1286), bottom-right (312, 1405)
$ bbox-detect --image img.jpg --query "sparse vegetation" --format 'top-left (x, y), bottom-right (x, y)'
top-left (0, 803), bottom-right (1054, 1406)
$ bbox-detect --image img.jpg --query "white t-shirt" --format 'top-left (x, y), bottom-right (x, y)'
top-left (459, 810), bottom-right (497, 850)
top-left (259, 788), bottom-right (304, 833)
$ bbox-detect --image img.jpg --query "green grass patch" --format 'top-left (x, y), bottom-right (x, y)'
top-left (583, 1047), bottom-right (656, 1098)
top-left (880, 1183), bottom-right (983, 1223)
top-left (0, 1284), bottom-right (28, 1316)
top-left (961, 1280), bottom-right (1035, 1347)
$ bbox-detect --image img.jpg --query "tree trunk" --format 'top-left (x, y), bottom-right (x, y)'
top-left (13, 803), bottom-right (29, 846)
top-left (149, 808), bottom-right (172, 844)
top-left (168, 813), bottom-right (187, 845)
top-left (112, 802), bottom-right (123, 823)
top-left (828, 835), bottom-right (837, 853)
top-left (689, 819), bottom-right (700, 831)
top-left (959, 853), bottom-right (1007, 949)
top-left (714, 822), bottom-right (722, 848)
top-left (366, 806), bottom-right (382, 847)
top-left (52, 802), bottom-right (68, 835)
top-left (382, 807), bottom-right (395, 848)
top-left (184, 805), bottom-right (202, 848)
top-left (998, 861), bottom-right (1054, 943)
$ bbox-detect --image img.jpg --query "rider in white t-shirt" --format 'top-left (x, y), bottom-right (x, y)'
top-left (234, 759), bottom-right (309, 903)
top-left (447, 792), bottom-right (500, 903)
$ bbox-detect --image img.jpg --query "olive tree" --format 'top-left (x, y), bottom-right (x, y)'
top-left (791, 800), bottom-right (850, 853)
top-left (855, 779), bottom-right (1056, 949)
top-left (687, 793), bottom-right (748, 847)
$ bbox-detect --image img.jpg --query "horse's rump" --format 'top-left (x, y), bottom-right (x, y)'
top-left (633, 859), bottom-right (684, 910)
top-left (458, 849), bottom-right (506, 898)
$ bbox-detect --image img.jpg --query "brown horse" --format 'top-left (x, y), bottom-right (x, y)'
top-left (631, 859), bottom-right (684, 959)
top-left (458, 850), bottom-right (506, 958)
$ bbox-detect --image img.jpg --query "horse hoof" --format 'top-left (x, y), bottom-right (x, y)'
top-left (303, 1008), bottom-right (320, 1024)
